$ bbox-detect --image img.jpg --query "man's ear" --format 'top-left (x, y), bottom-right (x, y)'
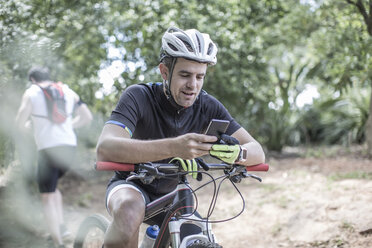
top-left (159, 63), bottom-right (169, 80)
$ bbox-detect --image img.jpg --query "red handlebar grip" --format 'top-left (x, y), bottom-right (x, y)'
top-left (245, 163), bottom-right (269, 172)
top-left (95, 161), bottom-right (135, 171)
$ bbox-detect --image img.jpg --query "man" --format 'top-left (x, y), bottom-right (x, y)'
top-left (15, 66), bottom-right (93, 248)
top-left (96, 27), bottom-right (265, 248)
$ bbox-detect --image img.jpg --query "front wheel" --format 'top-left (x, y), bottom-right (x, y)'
top-left (73, 214), bottom-right (109, 248)
top-left (186, 241), bottom-right (223, 248)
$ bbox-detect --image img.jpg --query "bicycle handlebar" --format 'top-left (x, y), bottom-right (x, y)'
top-left (95, 161), bottom-right (269, 172)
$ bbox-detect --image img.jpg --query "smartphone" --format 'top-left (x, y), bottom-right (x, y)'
top-left (204, 119), bottom-right (230, 137)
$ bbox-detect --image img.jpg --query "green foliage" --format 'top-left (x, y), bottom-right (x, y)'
top-left (0, 0), bottom-right (107, 100)
top-left (258, 108), bottom-right (295, 152)
top-left (309, 0), bottom-right (372, 91)
top-left (0, 0), bottom-right (372, 166)
top-left (0, 130), bottom-right (14, 169)
top-left (296, 86), bottom-right (370, 145)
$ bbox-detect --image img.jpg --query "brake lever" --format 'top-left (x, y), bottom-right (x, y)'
top-left (138, 163), bottom-right (157, 174)
top-left (195, 157), bottom-right (209, 171)
top-left (126, 172), bottom-right (158, 184)
top-left (126, 163), bottom-right (166, 184)
top-left (242, 171), bottom-right (262, 182)
top-left (138, 163), bottom-right (165, 177)
top-left (126, 172), bottom-right (147, 182)
top-left (230, 170), bottom-right (262, 183)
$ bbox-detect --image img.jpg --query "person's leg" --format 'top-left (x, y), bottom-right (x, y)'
top-left (55, 189), bottom-right (63, 224)
top-left (38, 147), bottom-right (71, 247)
top-left (54, 188), bottom-right (72, 240)
top-left (105, 187), bottom-right (146, 248)
top-left (50, 146), bottom-right (74, 240)
top-left (41, 191), bottom-right (63, 246)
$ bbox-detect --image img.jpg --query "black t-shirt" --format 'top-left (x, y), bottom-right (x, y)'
top-left (108, 82), bottom-right (241, 194)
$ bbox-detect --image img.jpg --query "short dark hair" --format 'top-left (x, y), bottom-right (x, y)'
top-left (160, 56), bottom-right (174, 70)
top-left (28, 66), bottom-right (50, 82)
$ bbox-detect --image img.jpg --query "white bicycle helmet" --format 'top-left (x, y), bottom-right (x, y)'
top-left (161, 27), bottom-right (218, 65)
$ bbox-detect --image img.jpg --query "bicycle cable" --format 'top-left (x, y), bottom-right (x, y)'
top-left (166, 170), bottom-right (218, 219)
top-left (157, 167), bottom-right (248, 244)
top-left (158, 169), bottom-right (247, 245)
top-left (179, 172), bottom-right (246, 224)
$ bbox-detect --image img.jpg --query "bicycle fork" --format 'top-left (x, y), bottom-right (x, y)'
top-left (167, 183), bottom-right (216, 248)
top-left (169, 215), bottom-right (215, 248)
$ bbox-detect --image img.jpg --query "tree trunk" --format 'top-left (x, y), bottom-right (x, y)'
top-left (366, 86), bottom-right (372, 158)
top-left (345, 0), bottom-right (372, 158)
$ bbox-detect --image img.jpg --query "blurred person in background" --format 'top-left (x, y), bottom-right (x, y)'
top-left (15, 66), bottom-right (93, 248)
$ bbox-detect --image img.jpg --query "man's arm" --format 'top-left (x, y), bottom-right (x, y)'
top-left (72, 102), bottom-right (93, 129)
top-left (70, 91), bottom-right (93, 129)
top-left (231, 127), bottom-right (265, 166)
top-left (15, 92), bottom-right (32, 132)
top-left (96, 124), bottom-right (218, 163)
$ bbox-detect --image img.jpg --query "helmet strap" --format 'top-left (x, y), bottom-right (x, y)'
top-left (164, 57), bottom-right (177, 97)
top-left (164, 58), bottom-right (184, 110)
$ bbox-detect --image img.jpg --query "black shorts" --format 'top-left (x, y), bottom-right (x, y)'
top-left (37, 146), bottom-right (76, 193)
top-left (106, 176), bottom-right (202, 239)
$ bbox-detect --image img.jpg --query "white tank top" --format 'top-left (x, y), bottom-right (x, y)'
top-left (27, 83), bottom-right (77, 150)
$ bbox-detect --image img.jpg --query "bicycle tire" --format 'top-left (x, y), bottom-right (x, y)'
top-left (73, 214), bottom-right (109, 248)
top-left (186, 240), bottom-right (223, 248)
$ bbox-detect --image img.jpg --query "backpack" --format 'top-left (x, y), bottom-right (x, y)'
top-left (36, 82), bottom-right (68, 124)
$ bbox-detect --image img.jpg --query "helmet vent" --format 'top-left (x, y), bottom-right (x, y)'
top-left (196, 35), bottom-right (201, 53)
top-left (168, 43), bottom-right (179, 52)
top-left (184, 41), bottom-right (193, 52)
top-left (177, 36), bottom-right (194, 52)
top-left (207, 43), bottom-right (214, 55)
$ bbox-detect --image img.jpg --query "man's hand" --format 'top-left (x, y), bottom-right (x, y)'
top-left (219, 134), bottom-right (239, 145)
top-left (15, 92), bottom-right (32, 132)
top-left (170, 157), bottom-right (198, 179)
top-left (209, 144), bottom-right (241, 164)
top-left (171, 133), bottom-right (218, 159)
top-left (24, 120), bottom-right (33, 131)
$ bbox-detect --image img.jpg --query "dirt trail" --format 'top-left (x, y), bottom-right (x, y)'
top-left (1, 146), bottom-right (371, 248)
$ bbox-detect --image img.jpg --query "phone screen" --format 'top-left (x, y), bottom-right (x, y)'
top-left (204, 119), bottom-right (230, 137)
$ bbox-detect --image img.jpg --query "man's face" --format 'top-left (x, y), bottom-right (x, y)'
top-left (169, 58), bottom-right (208, 108)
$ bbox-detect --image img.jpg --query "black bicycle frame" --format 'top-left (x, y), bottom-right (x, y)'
top-left (142, 174), bottom-right (196, 247)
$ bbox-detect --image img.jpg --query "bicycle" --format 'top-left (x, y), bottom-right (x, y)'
top-left (73, 159), bottom-right (269, 248)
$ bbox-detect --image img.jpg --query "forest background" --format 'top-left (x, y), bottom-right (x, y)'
top-left (0, 0), bottom-right (371, 168)
top-left (1, 1), bottom-right (372, 247)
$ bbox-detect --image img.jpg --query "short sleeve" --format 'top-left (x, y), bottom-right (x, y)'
top-left (108, 85), bottom-right (145, 134)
